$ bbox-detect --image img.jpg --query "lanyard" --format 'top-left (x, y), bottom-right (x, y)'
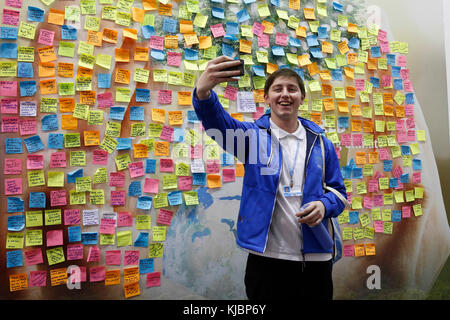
top-left (283, 138), bottom-right (301, 188)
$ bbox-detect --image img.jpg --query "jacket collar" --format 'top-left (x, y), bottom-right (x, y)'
top-left (255, 113), bottom-right (324, 135)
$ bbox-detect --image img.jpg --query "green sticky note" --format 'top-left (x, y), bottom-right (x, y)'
top-left (26, 211), bottom-right (43, 227)
top-left (96, 54), bottom-right (112, 69)
top-left (46, 247), bottom-right (65, 266)
top-left (184, 191), bottom-right (199, 206)
top-left (152, 226), bottom-right (167, 241)
top-left (136, 215), bottom-right (151, 230)
top-left (70, 150), bottom-right (86, 166)
top-left (90, 189), bottom-right (104, 205)
top-left (100, 135), bottom-right (118, 154)
top-left (18, 22), bottom-right (37, 40)
top-left (75, 176), bottom-right (92, 193)
top-left (115, 88), bottom-right (131, 103)
top-left (162, 175), bottom-right (177, 190)
top-left (48, 172), bottom-right (65, 187)
top-left (58, 82), bottom-right (75, 96)
top-left (69, 190), bottom-right (86, 205)
top-left (45, 209), bottom-right (61, 225)
top-left (117, 230), bottom-right (132, 247)
top-left (115, 153), bottom-right (131, 171)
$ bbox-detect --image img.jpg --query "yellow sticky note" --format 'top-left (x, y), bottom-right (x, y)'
top-left (28, 170), bottom-right (45, 187)
top-left (26, 229), bottom-right (43, 246)
top-left (6, 233), bottom-right (24, 249)
top-left (47, 172), bottom-right (65, 187)
top-left (117, 230), bottom-right (132, 247)
top-left (46, 247), bottom-right (65, 266)
top-left (136, 215), bottom-right (151, 230)
top-left (152, 226), bottom-right (167, 241)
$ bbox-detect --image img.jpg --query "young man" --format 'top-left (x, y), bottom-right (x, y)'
top-left (192, 56), bottom-right (347, 300)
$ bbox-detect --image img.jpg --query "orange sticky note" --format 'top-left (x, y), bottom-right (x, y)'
top-left (80, 91), bottom-right (96, 105)
top-left (235, 163), bottom-right (245, 177)
top-left (310, 113), bottom-right (322, 126)
top-left (289, 0), bottom-right (300, 10)
top-left (348, 23), bottom-right (358, 33)
top-left (395, 106), bottom-right (405, 118)
top-left (40, 79), bottom-right (57, 95)
top-left (298, 54), bottom-right (311, 66)
top-left (132, 7), bottom-right (145, 23)
top-left (134, 47), bottom-right (149, 61)
top-left (77, 66), bottom-right (93, 78)
top-left (38, 62), bottom-right (55, 78)
top-left (38, 46), bottom-right (57, 62)
top-left (368, 151), bottom-right (379, 164)
top-left (179, 20), bottom-right (193, 34)
top-left (115, 69), bottom-right (131, 84)
top-left (9, 273), bottom-right (28, 292)
top-left (345, 86), bottom-right (356, 98)
top-left (338, 41), bottom-right (349, 54)
top-left (261, 20), bottom-right (274, 34)
top-left (133, 144), bottom-right (149, 158)
top-left (164, 35), bottom-right (178, 49)
top-left (207, 174), bottom-right (222, 188)
top-left (230, 113), bottom-right (243, 122)
top-left (351, 105), bottom-right (362, 116)
top-left (344, 67), bottom-right (354, 79)
top-left (199, 36), bottom-right (212, 50)
top-left (307, 62), bottom-right (320, 76)
top-left (367, 58), bottom-right (377, 70)
top-left (50, 268), bottom-right (67, 286)
top-left (253, 89), bottom-right (265, 103)
top-left (354, 244), bottom-right (365, 257)
top-left (154, 141), bottom-right (170, 157)
top-left (322, 84), bottom-right (333, 96)
top-left (124, 267), bottom-right (139, 285)
top-left (177, 91), bottom-right (191, 106)
top-left (351, 120), bottom-right (362, 132)
top-left (86, 30), bottom-right (103, 46)
top-left (151, 108), bottom-right (166, 123)
top-left (355, 152), bottom-right (367, 165)
top-left (304, 8), bottom-right (316, 20)
top-left (384, 105), bottom-right (394, 117)
top-left (105, 270), bottom-right (121, 286)
top-left (363, 120), bottom-right (374, 133)
top-left (318, 70), bottom-right (332, 81)
top-left (239, 39), bottom-right (252, 54)
top-left (124, 281), bottom-right (140, 298)
top-left (59, 98), bottom-right (75, 112)
top-left (57, 62), bottom-right (74, 78)
top-left (338, 101), bottom-right (349, 113)
top-left (84, 131), bottom-right (100, 146)
top-left (365, 243), bottom-right (376, 256)
top-left (323, 98), bottom-right (335, 111)
top-left (123, 28), bottom-right (137, 40)
top-left (347, 53), bottom-right (358, 65)
top-left (48, 8), bottom-right (65, 26)
top-left (158, 3), bottom-right (172, 16)
top-left (102, 28), bottom-right (118, 44)
top-left (266, 63), bottom-right (279, 74)
top-left (142, 0), bottom-right (157, 10)
top-left (296, 26), bottom-right (307, 38)
top-left (184, 33), bottom-right (199, 46)
top-left (322, 41), bottom-right (333, 54)
top-left (168, 111), bottom-right (183, 126)
top-left (61, 115), bottom-right (78, 130)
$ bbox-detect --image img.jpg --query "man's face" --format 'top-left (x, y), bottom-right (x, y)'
top-left (264, 76), bottom-right (305, 122)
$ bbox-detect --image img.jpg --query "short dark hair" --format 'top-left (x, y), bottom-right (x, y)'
top-left (264, 68), bottom-right (306, 98)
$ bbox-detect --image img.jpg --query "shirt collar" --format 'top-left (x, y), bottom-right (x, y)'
top-left (270, 119), bottom-right (306, 140)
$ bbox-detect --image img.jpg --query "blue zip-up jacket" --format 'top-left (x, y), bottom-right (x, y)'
top-left (193, 89), bottom-right (347, 254)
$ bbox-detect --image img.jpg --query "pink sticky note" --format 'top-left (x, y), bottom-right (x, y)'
top-left (118, 211), bottom-right (133, 227)
top-left (381, 75), bottom-right (392, 88)
top-left (24, 248), bottom-right (43, 266)
top-left (69, 266), bottom-right (87, 283)
top-left (4, 158), bottom-right (22, 175)
top-left (340, 133), bottom-right (351, 146)
top-left (5, 0), bottom-right (22, 8)
top-left (97, 92), bottom-right (114, 108)
top-left (67, 244), bottom-right (84, 261)
top-left (190, 145), bottom-right (203, 159)
top-left (2, 116), bottom-right (19, 133)
top-left (275, 32), bottom-right (288, 46)
top-left (159, 159), bottom-right (174, 172)
top-left (222, 168), bottom-right (235, 182)
top-left (110, 190), bottom-right (126, 206)
top-left (109, 172), bottom-right (125, 187)
top-left (29, 271), bottom-right (47, 287)
top-left (406, 118), bottom-right (415, 129)
top-left (379, 40), bottom-right (390, 54)
top-left (167, 51), bottom-right (182, 67)
top-left (64, 209), bottom-right (81, 225)
top-left (392, 166), bottom-right (403, 178)
top-left (87, 246), bottom-right (101, 262)
top-left (144, 178), bottom-right (159, 194)
top-left (378, 148), bottom-right (389, 161)
top-left (396, 131), bottom-right (407, 144)
top-left (406, 130), bottom-right (416, 142)
top-left (19, 118), bottom-right (37, 136)
top-left (368, 179), bottom-right (378, 193)
top-left (352, 134), bottom-right (362, 147)
top-left (50, 190), bottom-right (67, 207)
top-left (160, 126), bottom-right (174, 142)
top-left (124, 250), bottom-right (139, 266)
top-left (206, 160), bottom-right (220, 174)
top-left (374, 221), bottom-right (384, 233)
top-left (405, 105), bottom-right (414, 117)
top-left (27, 154), bottom-right (44, 169)
top-left (363, 196), bottom-right (373, 209)
top-left (354, 79), bottom-right (365, 91)
top-left (224, 86), bottom-right (238, 101)
top-left (1, 98), bottom-right (18, 113)
top-left (5, 178), bottom-right (22, 195)
top-left (46, 230), bottom-right (63, 247)
top-left (402, 206), bottom-right (411, 218)
top-left (99, 218), bottom-right (116, 234)
top-left (149, 35), bottom-right (164, 50)
top-left (377, 29), bottom-right (388, 42)
top-left (158, 90), bottom-right (172, 104)
top-left (400, 69), bottom-right (410, 81)
top-left (90, 266), bottom-right (106, 282)
top-left (0, 81), bottom-right (17, 96)
top-left (128, 161), bottom-right (145, 178)
top-left (252, 106), bottom-right (265, 120)
top-left (412, 172), bottom-right (421, 184)
top-left (397, 55), bottom-right (407, 67)
top-left (257, 34), bottom-right (270, 48)
top-left (2, 9), bottom-right (20, 26)
top-left (403, 80), bottom-right (413, 92)
top-left (50, 152), bottom-right (67, 168)
top-left (252, 22), bottom-right (265, 37)
top-left (210, 23), bottom-right (225, 38)
top-left (395, 119), bottom-right (405, 131)
top-left (373, 195), bottom-right (384, 207)
top-left (38, 29), bottom-right (55, 46)
top-left (343, 245), bottom-right (354, 257)
top-left (178, 176), bottom-right (192, 191)
top-left (146, 272), bottom-right (161, 288)
top-left (157, 209), bottom-right (174, 226)
top-left (92, 149), bottom-right (108, 165)
top-left (105, 250), bottom-right (121, 266)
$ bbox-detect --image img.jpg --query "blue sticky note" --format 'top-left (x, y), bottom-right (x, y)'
top-left (184, 48), bottom-right (198, 61)
top-left (174, 128), bottom-right (184, 142)
top-left (109, 106), bottom-right (126, 121)
top-left (136, 88), bottom-right (150, 102)
top-left (349, 211), bottom-right (359, 224)
top-left (17, 62), bottom-right (33, 78)
top-left (137, 196), bottom-right (152, 210)
top-left (331, 69), bottom-right (343, 81)
top-left (387, 54), bottom-right (396, 66)
top-left (41, 114), bottom-right (59, 131)
top-left (97, 73), bottom-right (111, 89)
top-left (146, 159), bottom-right (156, 174)
top-left (139, 258), bottom-right (154, 274)
top-left (348, 37), bottom-right (360, 49)
top-left (168, 191), bottom-right (183, 205)
top-left (212, 7), bottom-right (225, 19)
top-left (226, 22), bottom-right (239, 35)
top-left (289, 37), bottom-right (301, 47)
top-left (68, 226), bottom-right (82, 243)
top-left (29, 192), bottom-right (46, 208)
top-left (310, 47), bottom-right (323, 58)
top-left (371, 47), bottom-right (381, 58)
top-left (187, 110), bottom-right (200, 123)
top-left (270, 0), bottom-right (280, 6)
top-left (141, 25), bottom-right (155, 39)
top-left (400, 173), bottom-right (409, 183)
top-left (81, 232), bottom-right (98, 245)
top-left (134, 232), bottom-right (149, 247)
top-left (130, 107), bottom-right (144, 121)
top-left (318, 26), bottom-right (328, 39)
top-left (117, 138), bottom-right (132, 150)
top-left (370, 77), bottom-right (380, 88)
top-left (348, 158), bottom-right (357, 169)
top-left (222, 43), bottom-right (235, 57)
top-left (306, 35), bottom-right (319, 47)
top-left (163, 18), bottom-right (177, 33)
top-left (252, 65), bottom-right (265, 77)
top-left (0, 42), bottom-right (17, 58)
top-left (405, 93), bottom-right (414, 105)
top-left (272, 46), bottom-right (285, 56)
top-left (224, 33), bottom-right (238, 41)
top-left (237, 9), bottom-right (250, 22)
top-left (20, 81), bottom-right (36, 97)
top-left (7, 250), bottom-right (23, 268)
top-left (128, 181), bottom-right (142, 197)
top-left (8, 215), bottom-right (25, 231)
top-left (389, 178), bottom-right (398, 188)
top-left (193, 173), bottom-right (206, 186)
top-left (332, 1), bottom-right (344, 12)
top-left (243, 0), bottom-right (256, 4)
top-left (352, 167), bottom-right (363, 179)
top-left (7, 197), bottom-right (24, 213)
top-left (61, 25), bottom-right (77, 40)
top-left (293, 68), bottom-right (305, 80)
top-left (383, 160), bottom-right (393, 172)
top-left (5, 138), bottom-right (23, 154)
top-left (394, 79), bottom-right (403, 91)
top-left (338, 117), bottom-right (349, 129)
top-left (391, 66), bottom-right (401, 78)
top-left (412, 159), bottom-right (422, 171)
top-left (221, 153), bottom-right (234, 167)
top-left (67, 169), bottom-right (83, 183)
top-left (24, 135), bottom-right (44, 153)
top-left (28, 6), bottom-right (45, 22)
top-left (1, 27), bottom-right (18, 39)
top-left (401, 145), bottom-right (410, 155)
top-left (48, 133), bottom-right (64, 149)
top-left (151, 49), bottom-right (165, 61)
top-left (341, 166), bottom-right (352, 179)
top-left (392, 210), bottom-right (402, 222)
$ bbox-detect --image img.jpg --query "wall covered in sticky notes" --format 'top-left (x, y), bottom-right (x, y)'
top-left (0, 0), bottom-right (449, 301)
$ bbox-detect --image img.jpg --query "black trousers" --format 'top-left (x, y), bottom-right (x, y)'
top-left (244, 253), bottom-right (333, 300)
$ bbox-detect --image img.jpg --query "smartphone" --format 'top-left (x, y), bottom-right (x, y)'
top-left (222, 59), bottom-right (245, 76)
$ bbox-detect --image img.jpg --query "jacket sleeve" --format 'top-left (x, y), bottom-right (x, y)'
top-left (320, 135), bottom-right (348, 218)
top-left (192, 88), bottom-right (254, 162)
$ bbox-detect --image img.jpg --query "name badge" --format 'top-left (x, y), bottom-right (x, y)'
top-left (283, 185), bottom-right (302, 198)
